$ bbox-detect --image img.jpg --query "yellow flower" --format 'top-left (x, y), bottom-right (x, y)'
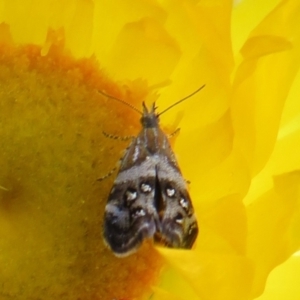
top-left (0, 0), bottom-right (299, 300)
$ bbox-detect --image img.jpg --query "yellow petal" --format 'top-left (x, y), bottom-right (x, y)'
top-left (256, 255), bottom-right (300, 300)
top-left (247, 171), bottom-right (300, 298)
top-left (232, 0), bottom-right (283, 54)
top-left (158, 248), bottom-right (254, 300)
top-left (232, 0), bottom-right (300, 177)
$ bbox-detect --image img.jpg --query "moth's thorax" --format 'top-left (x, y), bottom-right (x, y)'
top-left (140, 102), bottom-right (159, 128)
top-left (140, 112), bottom-right (159, 128)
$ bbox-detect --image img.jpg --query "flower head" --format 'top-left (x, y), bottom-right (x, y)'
top-left (0, 0), bottom-right (300, 299)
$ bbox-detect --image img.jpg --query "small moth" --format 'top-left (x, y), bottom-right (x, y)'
top-left (101, 85), bottom-right (205, 257)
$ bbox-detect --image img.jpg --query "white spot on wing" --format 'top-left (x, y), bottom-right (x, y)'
top-left (141, 183), bottom-right (152, 193)
top-left (132, 208), bottom-right (146, 218)
top-left (125, 190), bottom-right (137, 201)
top-left (132, 145), bottom-right (140, 162)
top-left (166, 188), bottom-right (175, 197)
top-left (180, 197), bottom-right (188, 209)
top-left (175, 218), bottom-right (183, 224)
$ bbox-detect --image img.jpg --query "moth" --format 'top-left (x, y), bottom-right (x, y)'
top-left (101, 85), bottom-right (205, 257)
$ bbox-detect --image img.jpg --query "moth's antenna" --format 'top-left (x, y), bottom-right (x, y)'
top-left (98, 90), bottom-right (143, 115)
top-left (157, 84), bottom-right (205, 117)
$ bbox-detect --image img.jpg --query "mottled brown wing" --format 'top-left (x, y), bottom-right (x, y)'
top-left (103, 137), bottom-right (159, 256)
top-left (155, 157), bottom-right (198, 248)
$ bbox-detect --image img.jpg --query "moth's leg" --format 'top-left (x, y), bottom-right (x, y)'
top-left (97, 167), bottom-right (117, 181)
top-left (97, 152), bottom-right (126, 181)
top-left (103, 131), bottom-right (134, 141)
top-left (167, 128), bottom-right (180, 139)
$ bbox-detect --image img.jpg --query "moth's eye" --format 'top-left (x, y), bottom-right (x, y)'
top-left (179, 197), bottom-right (189, 209)
top-left (175, 213), bottom-right (184, 224)
top-left (166, 187), bottom-right (176, 198)
top-left (125, 188), bottom-right (137, 201)
top-left (131, 207), bottom-right (146, 218)
top-left (140, 182), bottom-right (152, 193)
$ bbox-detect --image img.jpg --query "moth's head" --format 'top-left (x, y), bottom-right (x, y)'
top-left (140, 102), bottom-right (159, 128)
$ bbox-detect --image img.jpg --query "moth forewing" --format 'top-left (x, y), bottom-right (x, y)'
top-left (103, 139), bottom-right (159, 257)
top-left (154, 150), bottom-right (198, 248)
